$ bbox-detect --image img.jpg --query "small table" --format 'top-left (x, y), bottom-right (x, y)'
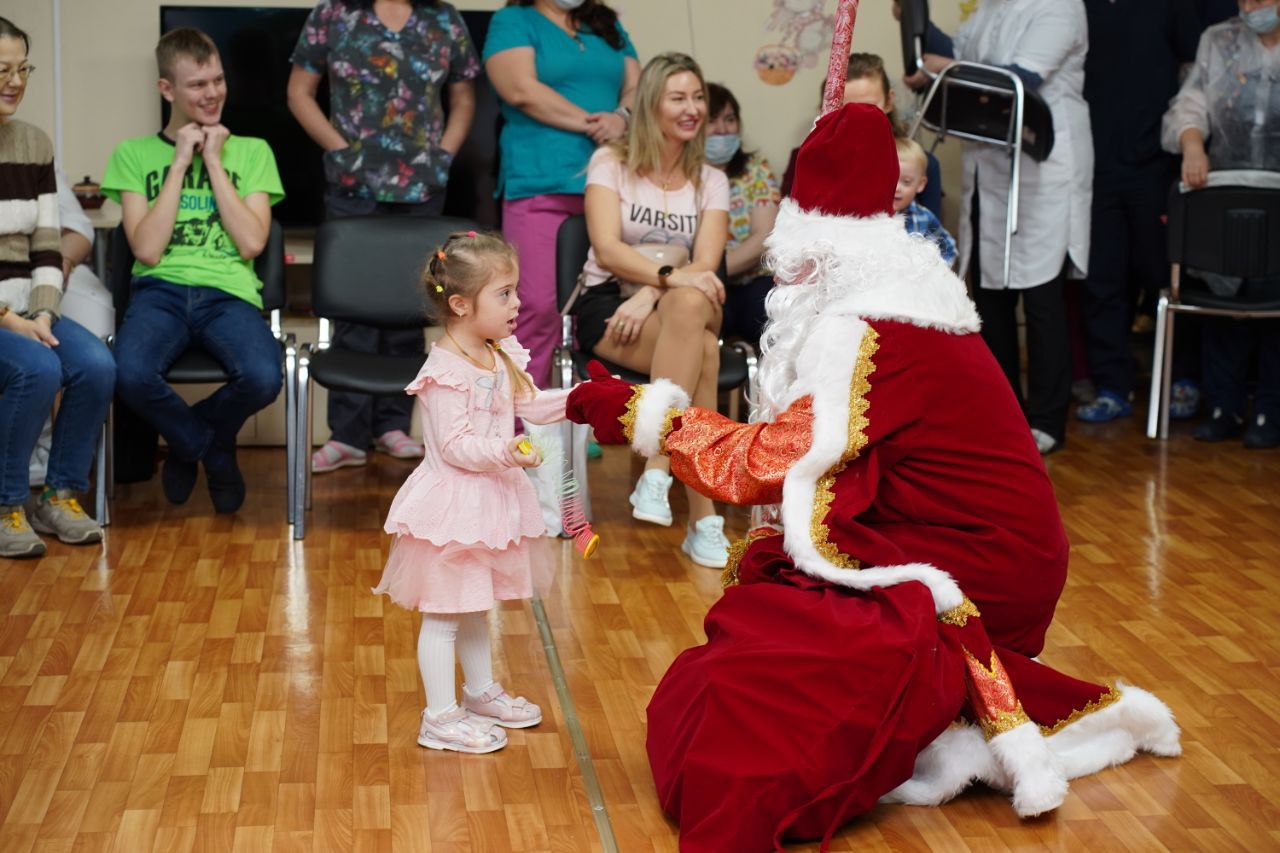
top-left (84, 200), bottom-right (122, 284)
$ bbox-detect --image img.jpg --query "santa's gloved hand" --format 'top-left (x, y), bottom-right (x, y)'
top-left (566, 360), bottom-right (636, 445)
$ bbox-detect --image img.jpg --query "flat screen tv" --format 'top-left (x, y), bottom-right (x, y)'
top-left (159, 6), bottom-right (499, 228)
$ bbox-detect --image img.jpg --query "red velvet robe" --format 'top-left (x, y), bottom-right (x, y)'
top-left (639, 313), bottom-right (1180, 851)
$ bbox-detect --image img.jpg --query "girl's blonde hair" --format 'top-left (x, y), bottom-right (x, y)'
top-left (609, 52), bottom-right (709, 189)
top-left (422, 230), bottom-right (535, 399)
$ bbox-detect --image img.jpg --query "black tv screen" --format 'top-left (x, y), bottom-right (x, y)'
top-left (159, 6), bottom-right (499, 228)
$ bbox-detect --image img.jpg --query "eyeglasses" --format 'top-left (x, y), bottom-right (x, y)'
top-left (0, 64), bottom-right (34, 84)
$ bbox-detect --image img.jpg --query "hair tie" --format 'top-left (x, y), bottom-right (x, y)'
top-left (466, 230), bottom-right (477, 238)
top-left (434, 284), bottom-right (444, 293)
top-left (436, 250), bottom-right (447, 260)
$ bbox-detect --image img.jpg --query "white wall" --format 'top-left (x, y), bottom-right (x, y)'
top-left (8, 0), bottom-right (966, 224)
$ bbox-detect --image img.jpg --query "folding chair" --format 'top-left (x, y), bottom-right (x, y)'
top-left (292, 215), bottom-right (480, 540)
top-left (1147, 181), bottom-right (1280, 439)
top-left (105, 221), bottom-right (295, 524)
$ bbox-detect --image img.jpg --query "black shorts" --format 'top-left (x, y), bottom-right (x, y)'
top-left (574, 280), bottom-right (625, 355)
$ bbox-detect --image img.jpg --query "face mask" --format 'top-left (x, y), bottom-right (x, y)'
top-left (553, 0), bottom-right (587, 10)
top-left (704, 133), bottom-right (742, 165)
top-left (1242, 5), bottom-right (1280, 34)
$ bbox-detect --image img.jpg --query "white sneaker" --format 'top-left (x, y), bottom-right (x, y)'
top-left (629, 469), bottom-right (674, 526)
top-left (682, 515), bottom-right (730, 569)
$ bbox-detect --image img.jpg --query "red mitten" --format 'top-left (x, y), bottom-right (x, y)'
top-left (566, 360), bottom-right (637, 444)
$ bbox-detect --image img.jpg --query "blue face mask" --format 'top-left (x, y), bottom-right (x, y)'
top-left (553, 0), bottom-right (586, 10)
top-left (1242, 5), bottom-right (1280, 34)
top-left (705, 134), bottom-right (742, 166)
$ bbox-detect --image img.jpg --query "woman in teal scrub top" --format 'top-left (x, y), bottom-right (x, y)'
top-left (484, 0), bottom-right (639, 387)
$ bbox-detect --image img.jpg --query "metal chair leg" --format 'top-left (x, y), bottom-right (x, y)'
top-left (284, 339), bottom-right (297, 526)
top-left (293, 351), bottom-right (312, 540)
top-left (95, 409), bottom-right (110, 526)
top-left (1147, 292), bottom-right (1169, 439)
top-left (1158, 299), bottom-right (1177, 441)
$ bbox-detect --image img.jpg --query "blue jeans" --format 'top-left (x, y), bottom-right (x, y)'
top-left (0, 316), bottom-right (116, 504)
top-left (115, 279), bottom-right (282, 462)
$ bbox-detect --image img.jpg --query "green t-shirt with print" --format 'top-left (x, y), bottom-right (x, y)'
top-left (102, 133), bottom-right (284, 308)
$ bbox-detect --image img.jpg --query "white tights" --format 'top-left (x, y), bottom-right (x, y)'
top-left (418, 611), bottom-right (495, 716)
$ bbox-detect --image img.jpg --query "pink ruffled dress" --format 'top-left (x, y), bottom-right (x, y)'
top-left (374, 337), bottom-right (571, 613)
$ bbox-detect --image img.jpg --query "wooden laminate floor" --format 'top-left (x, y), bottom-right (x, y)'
top-left (1, 417), bottom-right (1278, 852)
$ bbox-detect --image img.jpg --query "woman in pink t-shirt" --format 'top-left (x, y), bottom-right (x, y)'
top-left (577, 52), bottom-right (732, 569)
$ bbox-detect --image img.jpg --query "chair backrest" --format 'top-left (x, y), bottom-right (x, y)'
top-left (918, 63), bottom-right (1055, 162)
top-left (1167, 185), bottom-right (1280, 280)
top-left (555, 214), bottom-right (591, 313)
top-left (312, 215), bottom-right (479, 329)
top-left (108, 220), bottom-right (286, 318)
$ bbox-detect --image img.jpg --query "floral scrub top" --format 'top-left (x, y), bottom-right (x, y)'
top-left (291, 0), bottom-right (481, 203)
top-left (726, 152), bottom-right (780, 282)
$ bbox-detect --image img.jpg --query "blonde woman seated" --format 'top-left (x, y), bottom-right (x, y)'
top-left (575, 52), bottom-right (731, 568)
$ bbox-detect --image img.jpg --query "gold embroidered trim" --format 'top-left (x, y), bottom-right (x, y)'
top-left (659, 408), bottom-right (683, 455)
top-left (619, 386), bottom-right (643, 443)
top-left (810, 327), bottom-right (880, 570)
top-left (982, 705), bottom-right (1033, 740)
top-left (721, 527), bottom-right (781, 588)
top-left (1038, 682), bottom-right (1121, 736)
top-left (938, 597), bottom-right (981, 627)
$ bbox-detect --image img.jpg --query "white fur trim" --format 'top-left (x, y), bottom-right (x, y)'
top-left (1045, 682), bottom-right (1182, 778)
top-left (989, 720), bottom-right (1069, 818)
top-left (881, 724), bottom-right (1004, 807)
top-left (779, 313), bottom-right (964, 613)
top-left (765, 199), bottom-right (981, 335)
top-left (630, 379), bottom-right (689, 458)
top-left (881, 682), bottom-right (1181, 815)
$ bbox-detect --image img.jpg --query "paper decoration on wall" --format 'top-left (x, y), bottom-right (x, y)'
top-left (755, 0), bottom-right (834, 86)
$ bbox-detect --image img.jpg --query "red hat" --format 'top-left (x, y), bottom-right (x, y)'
top-left (788, 103), bottom-right (899, 219)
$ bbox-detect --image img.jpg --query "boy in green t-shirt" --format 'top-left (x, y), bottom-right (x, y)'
top-left (103, 27), bottom-right (285, 514)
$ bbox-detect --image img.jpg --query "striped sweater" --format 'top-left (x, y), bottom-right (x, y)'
top-left (0, 119), bottom-right (62, 318)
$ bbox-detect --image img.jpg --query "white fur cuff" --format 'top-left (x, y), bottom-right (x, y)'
top-left (989, 720), bottom-right (1068, 818)
top-left (628, 379), bottom-right (690, 458)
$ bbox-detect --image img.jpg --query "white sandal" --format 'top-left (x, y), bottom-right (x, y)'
top-left (417, 706), bottom-right (508, 754)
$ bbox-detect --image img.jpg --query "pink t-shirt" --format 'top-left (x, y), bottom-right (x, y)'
top-left (581, 147), bottom-right (731, 288)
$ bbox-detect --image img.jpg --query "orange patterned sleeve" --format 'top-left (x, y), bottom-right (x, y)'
top-left (665, 397), bottom-right (814, 506)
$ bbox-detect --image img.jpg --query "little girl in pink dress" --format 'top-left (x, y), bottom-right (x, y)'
top-left (374, 231), bottom-right (571, 754)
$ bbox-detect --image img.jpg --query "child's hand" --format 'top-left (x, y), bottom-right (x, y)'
top-left (509, 435), bottom-right (542, 468)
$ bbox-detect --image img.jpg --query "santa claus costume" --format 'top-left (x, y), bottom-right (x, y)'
top-left (565, 102), bottom-right (1181, 852)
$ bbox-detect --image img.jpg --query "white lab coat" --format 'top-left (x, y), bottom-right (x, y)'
top-left (954, 0), bottom-right (1093, 290)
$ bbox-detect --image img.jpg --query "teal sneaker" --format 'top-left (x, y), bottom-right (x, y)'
top-left (681, 515), bottom-right (730, 569)
top-left (629, 469), bottom-right (673, 526)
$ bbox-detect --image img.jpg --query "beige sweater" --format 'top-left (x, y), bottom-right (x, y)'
top-left (0, 119), bottom-right (63, 318)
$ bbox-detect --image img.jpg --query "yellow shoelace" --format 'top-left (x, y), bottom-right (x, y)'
top-left (48, 496), bottom-right (86, 518)
top-left (4, 511), bottom-right (29, 531)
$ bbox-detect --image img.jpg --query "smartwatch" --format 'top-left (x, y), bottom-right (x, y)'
top-left (657, 264), bottom-right (674, 287)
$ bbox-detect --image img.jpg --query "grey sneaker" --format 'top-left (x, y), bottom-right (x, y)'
top-left (27, 489), bottom-right (103, 545)
top-left (0, 505), bottom-right (47, 558)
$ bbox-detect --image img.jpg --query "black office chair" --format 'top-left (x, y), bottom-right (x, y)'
top-left (293, 215), bottom-right (480, 539)
top-left (551, 215), bottom-right (758, 517)
top-left (106, 221), bottom-right (295, 525)
top-left (1147, 181), bottom-right (1280, 439)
